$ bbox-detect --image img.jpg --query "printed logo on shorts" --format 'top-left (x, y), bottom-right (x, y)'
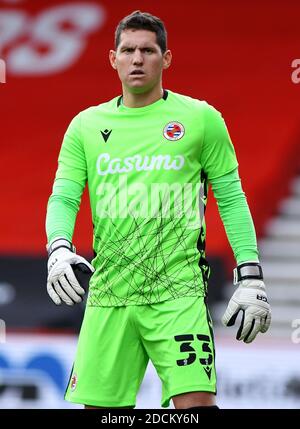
top-left (70, 373), bottom-right (78, 391)
top-left (163, 122), bottom-right (185, 141)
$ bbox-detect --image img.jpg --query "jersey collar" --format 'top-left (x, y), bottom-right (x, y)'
top-left (117, 89), bottom-right (168, 108)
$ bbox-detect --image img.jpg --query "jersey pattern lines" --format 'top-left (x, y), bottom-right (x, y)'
top-left (88, 180), bottom-right (209, 306)
top-left (55, 90), bottom-right (238, 306)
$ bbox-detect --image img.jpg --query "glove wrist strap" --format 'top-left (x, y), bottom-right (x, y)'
top-left (233, 262), bottom-right (263, 285)
top-left (47, 238), bottom-right (76, 257)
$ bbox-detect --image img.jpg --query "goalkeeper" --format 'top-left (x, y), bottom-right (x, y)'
top-left (45, 10), bottom-right (271, 409)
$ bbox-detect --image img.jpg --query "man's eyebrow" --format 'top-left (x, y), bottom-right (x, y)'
top-left (119, 44), bottom-right (135, 49)
top-left (119, 44), bottom-right (158, 50)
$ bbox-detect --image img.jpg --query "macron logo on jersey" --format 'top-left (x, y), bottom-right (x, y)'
top-left (100, 129), bottom-right (112, 142)
top-left (96, 153), bottom-right (185, 176)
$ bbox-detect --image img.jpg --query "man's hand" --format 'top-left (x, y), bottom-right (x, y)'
top-left (47, 241), bottom-right (95, 306)
top-left (222, 264), bottom-right (271, 343)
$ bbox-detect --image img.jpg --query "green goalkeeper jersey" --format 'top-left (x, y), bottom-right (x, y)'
top-left (55, 90), bottom-right (238, 306)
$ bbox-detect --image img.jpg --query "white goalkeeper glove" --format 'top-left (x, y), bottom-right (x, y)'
top-left (222, 262), bottom-right (271, 343)
top-left (47, 238), bottom-right (95, 306)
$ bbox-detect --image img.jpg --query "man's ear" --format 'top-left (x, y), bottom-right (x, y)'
top-left (109, 50), bottom-right (117, 70)
top-left (163, 50), bottom-right (172, 70)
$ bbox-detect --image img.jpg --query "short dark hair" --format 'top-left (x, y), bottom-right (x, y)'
top-left (115, 10), bottom-right (167, 54)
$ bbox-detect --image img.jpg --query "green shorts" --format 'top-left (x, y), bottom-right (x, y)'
top-left (65, 296), bottom-right (216, 408)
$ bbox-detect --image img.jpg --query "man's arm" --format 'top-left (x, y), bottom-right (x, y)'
top-left (200, 104), bottom-right (271, 342)
top-left (45, 114), bottom-right (94, 306)
top-left (210, 168), bottom-right (271, 343)
top-left (46, 178), bottom-right (83, 243)
top-left (46, 112), bottom-right (87, 243)
top-left (210, 168), bottom-right (258, 264)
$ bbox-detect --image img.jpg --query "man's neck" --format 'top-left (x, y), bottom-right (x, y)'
top-left (122, 86), bottom-right (164, 108)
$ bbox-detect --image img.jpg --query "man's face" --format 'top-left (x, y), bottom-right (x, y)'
top-left (109, 29), bottom-right (171, 94)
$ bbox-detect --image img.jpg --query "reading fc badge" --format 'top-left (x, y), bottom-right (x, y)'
top-left (163, 121), bottom-right (185, 141)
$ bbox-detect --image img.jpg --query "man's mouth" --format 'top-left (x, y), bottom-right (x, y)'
top-left (130, 70), bottom-right (145, 75)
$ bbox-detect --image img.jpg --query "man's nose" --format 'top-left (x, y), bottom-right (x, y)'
top-left (132, 50), bottom-right (143, 65)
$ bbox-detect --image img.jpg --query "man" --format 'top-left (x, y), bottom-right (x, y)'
top-left (46, 11), bottom-right (271, 409)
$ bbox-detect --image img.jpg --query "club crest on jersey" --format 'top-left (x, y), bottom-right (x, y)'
top-left (163, 121), bottom-right (185, 141)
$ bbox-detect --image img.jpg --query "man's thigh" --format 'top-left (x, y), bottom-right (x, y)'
top-left (137, 296), bottom-right (217, 408)
top-left (65, 305), bottom-right (149, 408)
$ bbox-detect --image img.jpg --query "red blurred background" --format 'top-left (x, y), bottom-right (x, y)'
top-left (1, 0), bottom-right (300, 268)
top-left (0, 0), bottom-right (300, 410)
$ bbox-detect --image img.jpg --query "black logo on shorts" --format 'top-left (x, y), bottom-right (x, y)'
top-left (174, 334), bottom-right (213, 380)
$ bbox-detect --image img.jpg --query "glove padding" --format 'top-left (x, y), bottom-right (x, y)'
top-left (47, 247), bottom-right (95, 306)
top-left (222, 279), bottom-right (271, 343)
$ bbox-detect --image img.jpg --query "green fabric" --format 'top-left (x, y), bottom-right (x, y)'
top-left (65, 296), bottom-right (216, 408)
top-left (210, 168), bottom-right (259, 264)
top-left (46, 90), bottom-right (238, 306)
top-left (46, 179), bottom-right (83, 243)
